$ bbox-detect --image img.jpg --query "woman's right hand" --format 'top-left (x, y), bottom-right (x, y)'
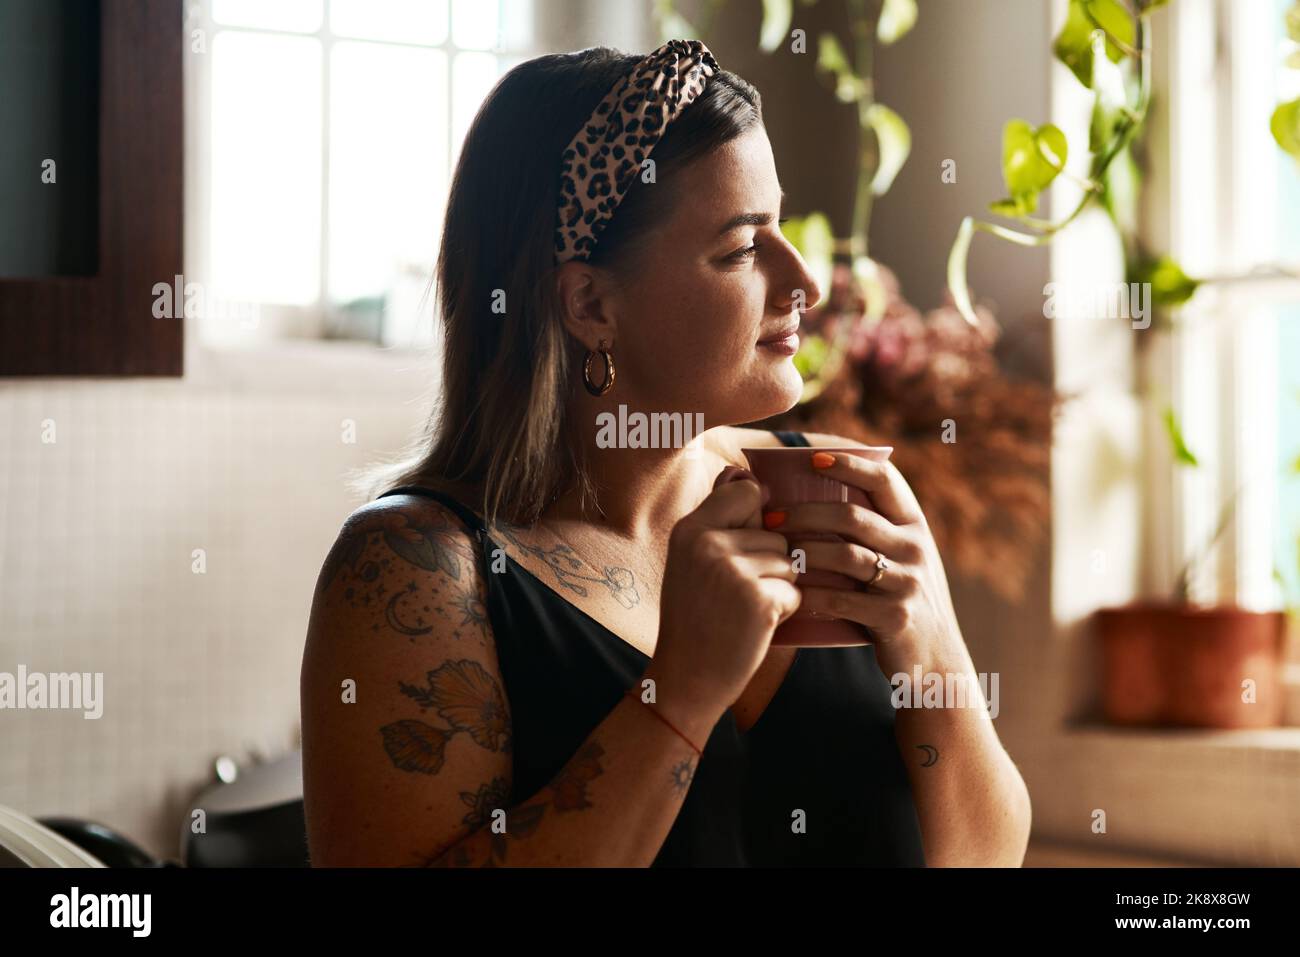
top-left (649, 466), bottom-right (803, 722)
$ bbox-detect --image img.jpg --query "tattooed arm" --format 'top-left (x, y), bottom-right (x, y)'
top-left (300, 496), bottom-right (719, 867)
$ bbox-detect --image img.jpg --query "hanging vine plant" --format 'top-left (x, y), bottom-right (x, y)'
top-left (947, 0), bottom-right (1300, 328)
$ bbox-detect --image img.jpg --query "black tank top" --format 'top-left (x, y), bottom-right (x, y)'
top-left (377, 429), bottom-right (926, 866)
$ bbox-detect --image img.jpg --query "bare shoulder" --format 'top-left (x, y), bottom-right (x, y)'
top-left (310, 492), bottom-right (490, 638)
top-left (300, 492), bottom-right (510, 866)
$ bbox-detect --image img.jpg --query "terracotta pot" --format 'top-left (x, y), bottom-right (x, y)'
top-left (1094, 603), bottom-right (1287, 729)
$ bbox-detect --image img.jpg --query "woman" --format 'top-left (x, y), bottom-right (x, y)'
top-left (300, 40), bottom-right (1031, 867)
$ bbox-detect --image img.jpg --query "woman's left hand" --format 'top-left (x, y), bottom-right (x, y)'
top-left (763, 450), bottom-right (963, 671)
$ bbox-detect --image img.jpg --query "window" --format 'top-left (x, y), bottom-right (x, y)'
top-left (185, 0), bottom-right (538, 349)
top-left (1154, 0), bottom-right (1300, 611)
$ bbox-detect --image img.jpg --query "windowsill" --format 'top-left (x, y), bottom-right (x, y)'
top-left (1024, 715), bottom-right (1300, 866)
top-left (1062, 721), bottom-right (1300, 751)
top-left (1023, 838), bottom-right (1213, 867)
top-left (182, 333), bottom-right (439, 397)
top-left (1, 335), bottom-right (440, 398)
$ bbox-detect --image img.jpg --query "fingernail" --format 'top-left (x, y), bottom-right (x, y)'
top-left (763, 510), bottom-right (787, 530)
top-left (812, 452), bottom-right (836, 469)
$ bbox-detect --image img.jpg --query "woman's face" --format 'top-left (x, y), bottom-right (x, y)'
top-left (600, 125), bottom-right (823, 426)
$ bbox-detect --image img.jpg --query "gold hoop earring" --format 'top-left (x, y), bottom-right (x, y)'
top-left (583, 339), bottom-right (615, 396)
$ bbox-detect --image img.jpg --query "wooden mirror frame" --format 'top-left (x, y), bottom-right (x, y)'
top-left (0, 0), bottom-right (182, 376)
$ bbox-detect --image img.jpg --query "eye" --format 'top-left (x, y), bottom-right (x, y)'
top-left (727, 218), bottom-right (790, 262)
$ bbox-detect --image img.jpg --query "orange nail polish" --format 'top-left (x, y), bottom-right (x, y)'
top-left (811, 452), bottom-right (835, 469)
top-left (763, 510), bottom-right (787, 530)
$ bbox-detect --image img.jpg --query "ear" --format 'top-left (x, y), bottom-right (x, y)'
top-left (554, 259), bottom-right (619, 352)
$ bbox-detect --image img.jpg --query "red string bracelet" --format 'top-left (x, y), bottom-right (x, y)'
top-left (624, 688), bottom-right (704, 757)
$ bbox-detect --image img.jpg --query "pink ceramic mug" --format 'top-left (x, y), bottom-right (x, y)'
top-left (741, 445), bottom-right (894, 647)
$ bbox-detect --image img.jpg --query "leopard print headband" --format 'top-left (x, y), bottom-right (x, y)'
top-left (554, 39), bottom-right (719, 265)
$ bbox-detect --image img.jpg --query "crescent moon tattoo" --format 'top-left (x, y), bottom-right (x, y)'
top-left (917, 744), bottom-right (939, 767)
top-left (386, 591), bottom-right (433, 636)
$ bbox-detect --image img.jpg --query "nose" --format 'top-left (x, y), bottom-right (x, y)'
top-left (774, 240), bottom-right (823, 315)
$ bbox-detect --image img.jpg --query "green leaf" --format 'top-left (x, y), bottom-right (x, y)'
top-left (1134, 254), bottom-right (1201, 306)
top-left (792, 331), bottom-right (831, 379)
top-left (1162, 406), bottom-right (1199, 467)
top-left (1082, 0), bottom-right (1135, 52)
top-left (816, 31), bottom-right (850, 72)
top-left (988, 198), bottom-right (1027, 217)
top-left (878, 0), bottom-right (918, 45)
top-left (1271, 98), bottom-right (1300, 160)
top-left (1089, 28), bottom-right (1129, 152)
top-left (760, 0), bottom-right (793, 53)
top-left (947, 216), bottom-right (979, 326)
top-left (816, 33), bottom-right (866, 102)
top-left (1101, 142), bottom-right (1140, 237)
top-left (1000, 119), bottom-right (1068, 215)
top-left (1054, 0), bottom-right (1127, 88)
top-left (1053, 5), bottom-right (1094, 88)
top-left (1287, 2), bottom-right (1300, 44)
top-left (1037, 124), bottom-right (1068, 170)
top-left (853, 255), bottom-right (889, 323)
top-left (865, 103), bottom-right (911, 195)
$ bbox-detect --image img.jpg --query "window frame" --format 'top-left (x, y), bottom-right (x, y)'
top-left (184, 0), bottom-right (542, 348)
top-left (1143, 0), bottom-right (1300, 612)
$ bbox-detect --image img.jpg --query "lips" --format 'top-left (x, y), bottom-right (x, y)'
top-left (756, 321), bottom-right (800, 357)
top-left (756, 322), bottom-right (800, 345)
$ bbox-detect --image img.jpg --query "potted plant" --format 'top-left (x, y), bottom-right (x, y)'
top-left (1095, 417), bottom-right (1295, 729)
top-left (1095, 605), bottom-right (1289, 729)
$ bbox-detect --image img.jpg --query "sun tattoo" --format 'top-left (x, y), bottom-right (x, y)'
top-left (669, 757), bottom-right (696, 797)
top-left (448, 588), bottom-right (490, 641)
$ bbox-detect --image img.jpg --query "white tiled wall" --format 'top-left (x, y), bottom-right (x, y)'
top-left (0, 358), bottom-right (432, 860)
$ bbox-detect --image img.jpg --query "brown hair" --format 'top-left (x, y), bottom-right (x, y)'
top-left (360, 46), bottom-right (763, 526)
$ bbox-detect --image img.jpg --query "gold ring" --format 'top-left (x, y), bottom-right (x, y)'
top-left (866, 552), bottom-right (888, 587)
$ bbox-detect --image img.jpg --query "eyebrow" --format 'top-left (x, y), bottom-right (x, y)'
top-left (715, 186), bottom-right (786, 236)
